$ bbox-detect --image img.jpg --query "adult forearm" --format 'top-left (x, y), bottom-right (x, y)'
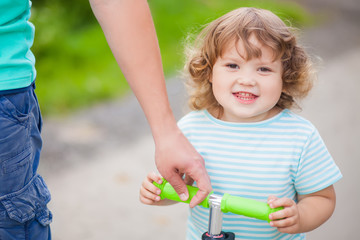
top-left (90, 0), bottom-right (212, 206)
top-left (89, 0), bottom-right (175, 138)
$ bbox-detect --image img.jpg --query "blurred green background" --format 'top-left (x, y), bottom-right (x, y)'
top-left (31, 0), bottom-right (312, 116)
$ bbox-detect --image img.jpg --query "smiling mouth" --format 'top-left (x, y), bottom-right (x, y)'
top-left (233, 91), bottom-right (258, 103)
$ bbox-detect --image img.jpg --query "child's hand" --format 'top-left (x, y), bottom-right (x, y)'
top-left (267, 195), bottom-right (301, 234)
top-left (139, 172), bottom-right (163, 205)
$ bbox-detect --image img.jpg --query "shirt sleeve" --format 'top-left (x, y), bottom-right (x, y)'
top-left (294, 128), bottom-right (342, 195)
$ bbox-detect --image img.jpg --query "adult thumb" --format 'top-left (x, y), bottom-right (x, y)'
top-left (167, 173), bottom-right (189, 201)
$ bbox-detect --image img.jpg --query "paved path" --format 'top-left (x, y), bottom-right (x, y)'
top-left (38, 2), bottom-right (360, 239)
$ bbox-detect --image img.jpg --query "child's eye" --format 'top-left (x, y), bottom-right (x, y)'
top-left (226, 64), bottom-right (239, 69)
top-left (258, 67), bottom-right (271, 72)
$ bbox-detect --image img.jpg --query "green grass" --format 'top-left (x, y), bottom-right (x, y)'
top-left (31, 0), bottom-right (312, 116)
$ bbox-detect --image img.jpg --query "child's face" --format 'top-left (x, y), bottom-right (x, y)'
top-left (210, 36), bottom-right (283, 122)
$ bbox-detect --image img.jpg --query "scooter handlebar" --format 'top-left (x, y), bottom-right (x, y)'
top-left (153, 178), bottom-right (282, 222)
top-left (153, 178), bottom-right (211, 208)
top-left (221, 193), bottom-right (282, 222)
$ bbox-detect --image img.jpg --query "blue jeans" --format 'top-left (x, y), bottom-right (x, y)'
top-left (0, 85), bottom-right (52, 239)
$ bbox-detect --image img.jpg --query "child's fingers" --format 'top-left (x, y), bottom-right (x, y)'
top-left (140, 185), bottom-right (161, 203)
top-left (139, 172), bottom-right (164, 205)
top-left (270, 216), bottom-right (298, 233)
top-left (267, 195), bottom-right (278, 204)
top-left (270, 206), bottom-right (296, 221)
top-left (267, 197), bottom-right (300, 233)
top-left (268, 197), bottom-right (294, 209)
top-left (139, 194), bottom-right (155, 205)
top-left (142, 178), bottom-right (162, 195)
top-left (269, 205), bottom-right (297, 221)
top-left (268, 198), bottom-right (297, 220)
top-left (147, 172), bottom-right (163, 184)
top-left (270, 215), bottom-right (297, 228)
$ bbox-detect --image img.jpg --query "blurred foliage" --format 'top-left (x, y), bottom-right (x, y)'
top-left (150, 0), bottom-right (313, 73)
top-left (31, 0), bottom-right (312, 116)
top-left (31, 0), bottom-right (126, 115)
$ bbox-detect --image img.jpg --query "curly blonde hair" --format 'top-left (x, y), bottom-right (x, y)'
top-left (185, 7), bottom-right (314, 113)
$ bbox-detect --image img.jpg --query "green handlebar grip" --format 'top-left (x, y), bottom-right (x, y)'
top-left (153, 179), bottom-right (283, 222)
top-left (221, 193), bottom-right (283, 222)
top-left (153, 178), bottom-right (211, 208)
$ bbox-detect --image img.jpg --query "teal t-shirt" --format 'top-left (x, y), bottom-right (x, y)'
top-left (0, 0), bottom-right (36, 91)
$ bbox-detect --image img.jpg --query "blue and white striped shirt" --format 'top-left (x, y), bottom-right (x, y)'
top-left (178, 109), bottom-right (342, 240)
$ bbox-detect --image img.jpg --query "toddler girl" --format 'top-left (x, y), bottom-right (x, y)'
top-left (140, 7), bottom-right (342, 239)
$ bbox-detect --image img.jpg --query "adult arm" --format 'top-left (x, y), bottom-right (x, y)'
top-left (89, 0), bottom-right (211, 207)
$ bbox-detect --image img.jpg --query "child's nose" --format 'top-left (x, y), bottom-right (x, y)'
top-left (235, 68), bottom-right (256, 86)
top-left (236, 74), bottom-right (256, 86)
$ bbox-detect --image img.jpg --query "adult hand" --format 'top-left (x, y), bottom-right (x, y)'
top-left (155, 126), bottom-right (212, 208)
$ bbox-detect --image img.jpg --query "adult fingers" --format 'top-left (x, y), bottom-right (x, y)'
top-left (184, 174), bottom-right (194, 186)
top-left (188, 162), bottom-right (212, 208)
top-left (165, 171), bottom-right (189, 201)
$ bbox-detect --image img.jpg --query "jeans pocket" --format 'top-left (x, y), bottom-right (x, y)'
top-left (0, 94), bottom-right (30, 125)
top-left (0, 92), bottom-right (33, 195)
top-left (0, 144), bottom-right (32, 195)
top-left (35, 207), bottom-right (53, 227)
top-left (0, 95), bottom-right (30, 160)
top-left (0, 175), bottom-right (52, 225)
